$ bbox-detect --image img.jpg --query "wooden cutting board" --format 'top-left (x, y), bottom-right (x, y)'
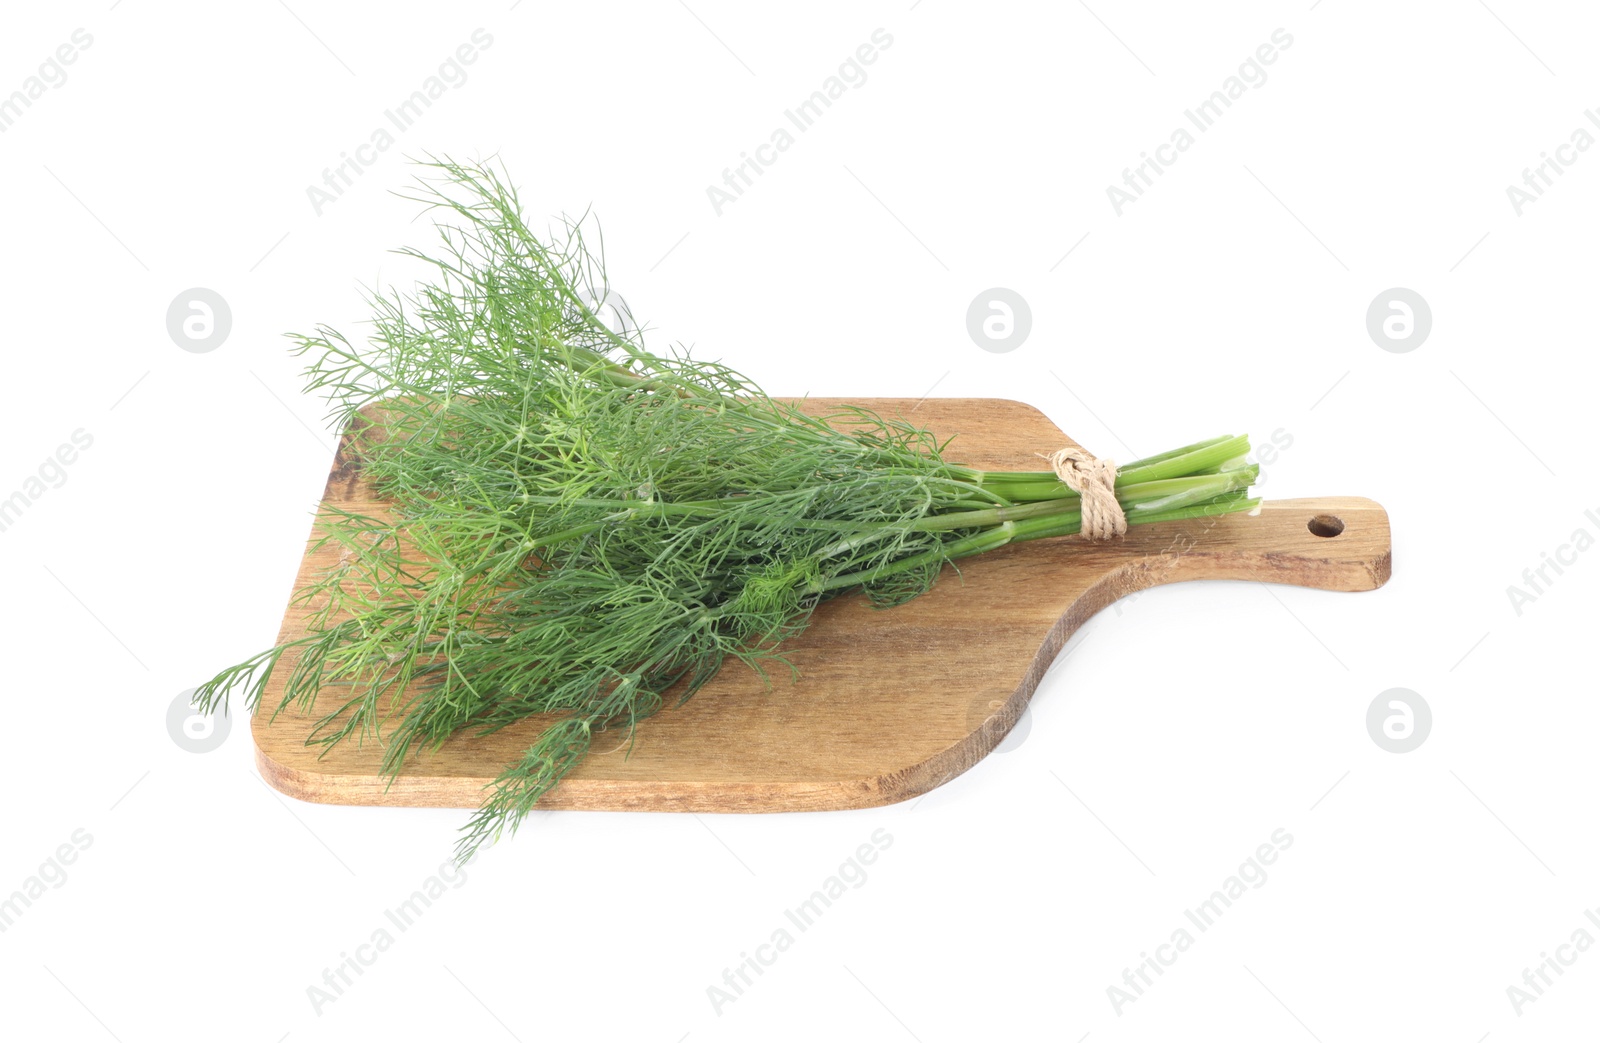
top-left (252, 398), bottom-right (1391, 811)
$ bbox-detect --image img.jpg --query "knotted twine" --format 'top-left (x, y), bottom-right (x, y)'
top-left (1040, 446), bottom-right (1127, 540)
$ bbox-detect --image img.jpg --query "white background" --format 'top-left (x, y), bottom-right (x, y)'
top-left (1, 1), bottom-right (1595, 1039)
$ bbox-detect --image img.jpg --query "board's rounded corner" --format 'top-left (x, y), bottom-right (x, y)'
top-left (1347, 498), bottom-right (1393, 592)
top-left (1369, 547), bottom-right (1394, 591)
top-left (985, 396), bottom-right (1061, 432)
top-left (252, 724), bottom-right (337, 805)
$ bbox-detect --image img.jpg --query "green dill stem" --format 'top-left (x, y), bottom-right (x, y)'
top-left (807, 489), bottom-right (1261, 594)
top-left (973, 434), bottom-right (1236, 484)
top-left (914, 467), bottom-right (1257, 531)
top-left (978, 434), bottom-right (1250, 502)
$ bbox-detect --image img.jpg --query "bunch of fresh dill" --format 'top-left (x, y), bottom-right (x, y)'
top-left (194, 159), bottom-right (1260, 860)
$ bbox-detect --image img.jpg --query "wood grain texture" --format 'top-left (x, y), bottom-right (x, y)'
top-left (252, 398), bottom-right (1391, 810)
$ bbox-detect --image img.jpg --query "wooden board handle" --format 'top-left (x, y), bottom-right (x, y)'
top-left (1014, 495), bottom-right (1391, 697)
top-left (1130, 495), bottom-right (1393, 593)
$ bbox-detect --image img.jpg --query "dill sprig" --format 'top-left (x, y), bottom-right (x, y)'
top-left (193, 158), bottom-right (1260, 861)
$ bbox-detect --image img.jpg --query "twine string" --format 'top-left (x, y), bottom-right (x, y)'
top-left (1041, 446), bottom-right (1127, 541)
